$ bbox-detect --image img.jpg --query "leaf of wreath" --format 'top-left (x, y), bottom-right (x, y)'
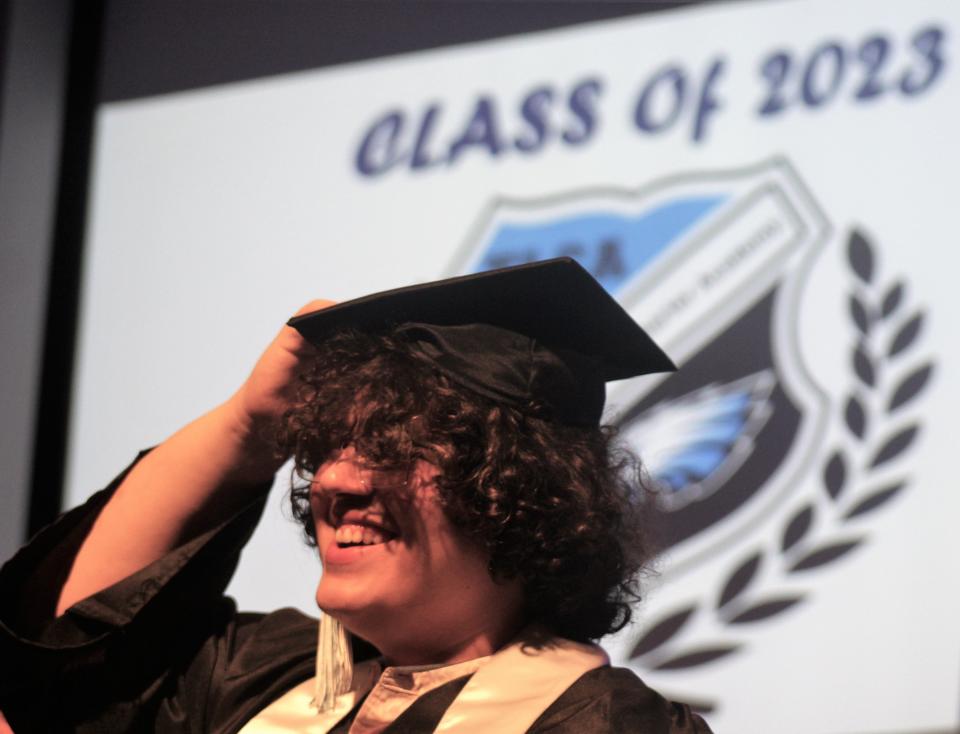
top-left (852, 344), bottom-right (876, 387)
top-left (788, 539), bottom-right (862, 573)
top-left (881, 281), bottom-right (904, 318)
top-left (728, 596), bottom-right (804, 624)
top-left (629, 228), bottom-right (921, 676)
top-left (888, 312), bottom-right (924, 358)
top-left (887, 364), bottom-right (934, 413)
top-left (848, 294), bottom-right (872, 335)
top-left (843, 481), bottom-right (907, 520)
top-left (844, 395), bottom-right (867, 440)
top-left (653, 645), bottom-right (741, 671)
top-left (629, 606), bottom-right (697, 659)
top-left (868, 425), bottom-right (919, 468)
top-left (823, 451), bottom-right (847, 500)
top-left (781, 504), bottom-right (814, 552)
top-left (848, 230), bottom-right (875, 284)
top-left (717, 552), bottom-right (762, 611)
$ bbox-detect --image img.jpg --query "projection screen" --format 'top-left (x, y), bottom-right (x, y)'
top-left (65, 1), bottom-right (960, 731)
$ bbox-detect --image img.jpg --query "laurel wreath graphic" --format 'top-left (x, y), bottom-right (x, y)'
top-left (629, 228), bottom-right (933, 686)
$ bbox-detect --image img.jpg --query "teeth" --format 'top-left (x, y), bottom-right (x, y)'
top-left (335, 524), bottom-right (390, 546)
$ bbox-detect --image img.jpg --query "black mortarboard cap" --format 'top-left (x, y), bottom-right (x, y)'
top-left (288, 257), bottom-right (674, 426)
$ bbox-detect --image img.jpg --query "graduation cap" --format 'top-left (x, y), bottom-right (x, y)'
top-left (288, 257), bottom-right (674, 426)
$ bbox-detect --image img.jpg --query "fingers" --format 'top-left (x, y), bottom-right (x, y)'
top-left (277, 299), bottom-right (337, 354)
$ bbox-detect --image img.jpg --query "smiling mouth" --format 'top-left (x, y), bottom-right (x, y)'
top-left (327, 489), bottom-right (402, 550)
top-left (334, 522), bottom-right (398, 548)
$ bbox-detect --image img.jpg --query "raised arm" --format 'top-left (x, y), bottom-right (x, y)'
top-left (55, 300), bottom-right (333, 615)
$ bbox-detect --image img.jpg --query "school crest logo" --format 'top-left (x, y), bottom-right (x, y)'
top-left (451, 158), bottom-right (932, 707)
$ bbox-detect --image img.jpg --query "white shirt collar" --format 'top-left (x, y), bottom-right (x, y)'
top-left (349, 656), bottom-right (490, 734)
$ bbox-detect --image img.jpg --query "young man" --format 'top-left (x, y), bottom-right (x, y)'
top-left (0, 259), bottom-right (711, 732)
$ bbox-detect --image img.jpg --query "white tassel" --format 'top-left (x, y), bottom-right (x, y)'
top-left (312, 612), bottom-right (354, 713)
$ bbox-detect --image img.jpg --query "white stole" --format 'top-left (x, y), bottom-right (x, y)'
top-left (238, 635), bottom-right (608, 734)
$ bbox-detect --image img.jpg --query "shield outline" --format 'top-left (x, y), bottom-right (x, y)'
top-left (448, 157), bottom-right (833, 577)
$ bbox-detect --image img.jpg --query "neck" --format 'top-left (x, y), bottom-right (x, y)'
top-left (349, 608), bottom-right (527, 668)
top-left (378, 628), bottom-right (513, 668)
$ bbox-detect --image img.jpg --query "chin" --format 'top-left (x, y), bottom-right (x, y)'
top-left (316, 595), bottom-right (389, 644)
top-left (315, 589), bottom-right (357, 617)
top-left (316, 583), bottom-right (377, 621)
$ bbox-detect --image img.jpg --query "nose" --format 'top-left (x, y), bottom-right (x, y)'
top-left (312, 447), bottom-right (374, 496)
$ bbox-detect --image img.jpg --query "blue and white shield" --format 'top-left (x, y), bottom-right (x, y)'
top-left (449, 158), bottom-right (831, 572)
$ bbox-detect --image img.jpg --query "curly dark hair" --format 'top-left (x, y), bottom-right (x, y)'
top-left (278, 327), bottom-right (657, 643)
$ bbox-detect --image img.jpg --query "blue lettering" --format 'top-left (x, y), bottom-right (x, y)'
top-left (563, 78), bottom-right (602, 144)
top-left (692, 58), bottom-right (725, 142)
top-left (514, 87), bottom-right (554, 153)
top-left (411, 104), bottom-right (443, 169)
top-left (355, 111), bottom-right (406, 176)
top-left (634, 66), bottom-right (686, 134)
top-left (448, 97), bottom-right (505, 164)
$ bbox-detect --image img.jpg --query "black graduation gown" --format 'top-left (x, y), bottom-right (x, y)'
top-left (0, 457), bottom-right (711, 733)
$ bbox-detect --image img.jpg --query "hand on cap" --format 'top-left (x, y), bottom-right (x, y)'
top-left (225, 300), bottom-right (335, 461)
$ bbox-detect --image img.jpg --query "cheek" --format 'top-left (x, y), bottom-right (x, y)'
top-left (309, 499), bottom-right (330, 543)
top-left (423, 515), bottom-right (491, 583)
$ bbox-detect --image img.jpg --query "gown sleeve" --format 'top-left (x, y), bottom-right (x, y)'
top-left (0, 453), bottom-right (317, 734)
